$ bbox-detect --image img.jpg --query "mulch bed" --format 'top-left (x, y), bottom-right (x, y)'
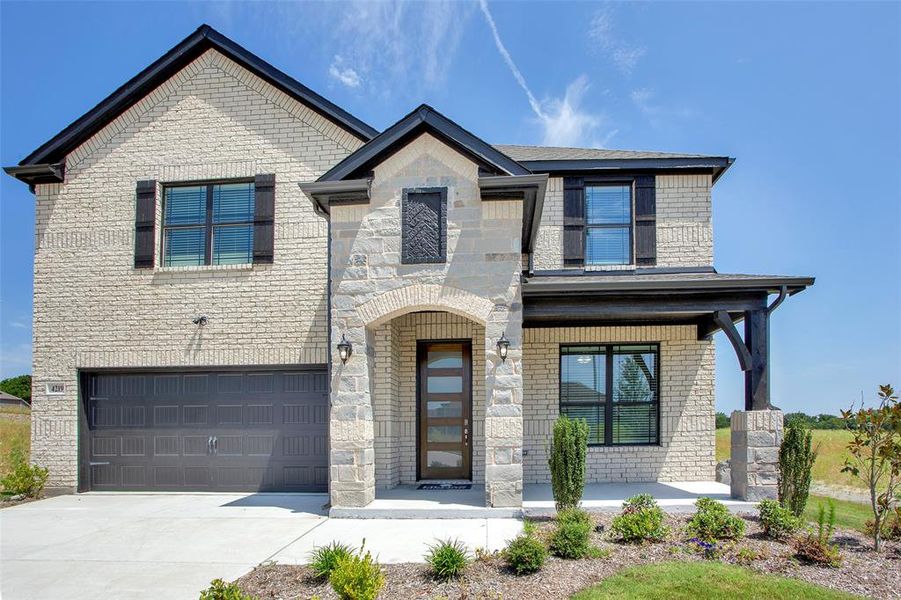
top-left (236, 513), bottom-right (901, 600)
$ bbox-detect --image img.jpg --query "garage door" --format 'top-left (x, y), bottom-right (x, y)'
top-left (82, 369), bottom-right (328, 492)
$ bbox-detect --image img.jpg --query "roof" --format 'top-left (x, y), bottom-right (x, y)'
top-left (494, 145), bottom-right (714, 161)
top-left (522, 270), bottom-right (815, 296)
top-left (318, 105), bottom-right (531, 182)
top-left (496, 144), bottom-right (734, 183)
top-left (0, 391), bottom-right (27, 403)
top-left (7, 24), bottom-right (378, 183)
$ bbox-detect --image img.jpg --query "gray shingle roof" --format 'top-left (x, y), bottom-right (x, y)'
top-left (522, 272), bottom-right (815, 295)
top-left (493, 144), bottom-right (715, 162)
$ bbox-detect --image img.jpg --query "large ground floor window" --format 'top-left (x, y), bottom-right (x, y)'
top-left (559, 344), bottom-right (659, 446)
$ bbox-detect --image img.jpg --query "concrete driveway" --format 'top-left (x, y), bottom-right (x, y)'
top-left (0, 493), bottom-right (522, 600)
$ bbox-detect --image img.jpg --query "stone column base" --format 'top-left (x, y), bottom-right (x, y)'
top-left (730, 409), bottom-right (783, 501)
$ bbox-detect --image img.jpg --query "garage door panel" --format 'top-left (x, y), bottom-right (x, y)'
top-left (85, 369), bottom-right (328, 492)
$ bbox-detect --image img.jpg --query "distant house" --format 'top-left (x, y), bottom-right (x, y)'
top-left (0, 391), bottom-right (29, 407)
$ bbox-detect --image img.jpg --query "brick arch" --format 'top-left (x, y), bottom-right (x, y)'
top-left (358, 284), bottom-right (494, 328)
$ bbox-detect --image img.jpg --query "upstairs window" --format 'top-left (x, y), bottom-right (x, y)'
top-left (585, 184), bottom-right (632, 265)
top-left (560, 344), bottom-right (659, 445)
top-left (163, 181), bottom-right (255, 266)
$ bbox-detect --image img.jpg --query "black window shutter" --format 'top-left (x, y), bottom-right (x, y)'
top-left (563, 177), bottom-right (585, 267)
top-left (634, 175), bottom-right (656, 266)
top-left (253, 174), bottom-right (275, 264)
top-left (134, 180), bottom-right (156, 268)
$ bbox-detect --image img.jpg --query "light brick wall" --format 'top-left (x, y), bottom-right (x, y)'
top-left (329, 132), bottom-right (524, 507)
top-left (371, 312), bottom-right (486, 487)
top-left (29, 49), bottom-right (363, 488)
top-left (531, 174), bottom-right (714, 270)
top-left (523, 325), bottom-right (715, 483)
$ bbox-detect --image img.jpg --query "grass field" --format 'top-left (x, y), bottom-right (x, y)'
top-left (571, 561), bottom-right (859, 600)
top-left (716, 428), bottom-right (866, 490)
top-left (0, 405), bottom-right (31, 478)
top-left (803, 494), bottom-right (874, 534)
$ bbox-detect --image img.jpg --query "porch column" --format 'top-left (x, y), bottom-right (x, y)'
top-left (744, 308), bottom-right (770, 411)
top-left (484, 303), bottom-right (524, 508)
top-left (329, 325), bottom-right (376, 507)
top-left (730, 409), bottom-right (783, 501)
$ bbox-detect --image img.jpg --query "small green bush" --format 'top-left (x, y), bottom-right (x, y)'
top-left (198, 579), bottom-right (254, 600)
top-left (609, 494), bottom-right (668, 543)
top-left (1, 442), bottom-right (49, 498)
top-left (757, 499), bottom-right (802, 539)
top-left (778, 424), bottom-right (818, 517)
top-left (686, 497), bottom-right (746, 542)
top-left (309, 541), bottom-right (354, 579)
top-left (425, 538), bottom-right (469, 580)
top-left (504, 534), bottom-right (547, 574)
top-left (329, 542), bottom-right (385, 600)
top-left (550, 509), bottom-right (593, 559)
top-left (547, 415), bottom-right (589, 510)
top-left (793, 500), bottom-right (842, 568)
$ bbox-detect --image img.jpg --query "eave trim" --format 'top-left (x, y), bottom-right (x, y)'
top-left (299, 179), bottom-right (371, 215)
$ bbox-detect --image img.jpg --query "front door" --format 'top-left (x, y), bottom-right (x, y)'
top-left (418, 341), bottom-right (472, 480)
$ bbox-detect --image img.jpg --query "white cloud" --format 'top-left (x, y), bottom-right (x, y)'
top-left (631, 87), bottom-right (697, 127)
top-left (588, 7), bottom-right (646, 74)
top-left (478, 0), bottom-right (610, 148)
top-left (8, 319), bottom-right (28, 329)
top-left (328, 56), bottom-right (361, 88)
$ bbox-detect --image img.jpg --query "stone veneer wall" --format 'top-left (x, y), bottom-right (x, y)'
top-left (329, 132), bottom-right (524, 507)
top-left (28, 49), bottom-right (362, 488)
top-left (371, 312), bottom-right (486, 488)
top-left (523, 325), bottom-right (716, 483)
top-left (531, 174), bottom-right (713, 271)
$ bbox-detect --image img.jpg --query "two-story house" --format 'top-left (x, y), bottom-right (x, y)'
top-left (5, 25), bottom-right (812, 511)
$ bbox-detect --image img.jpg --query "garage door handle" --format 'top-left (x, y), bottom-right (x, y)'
top-left (89, 462), bottom-right (110, 466)
top-left (213, 436), bottom-right (218, 454)
top-left (208, 436), bottom-right (213, 454)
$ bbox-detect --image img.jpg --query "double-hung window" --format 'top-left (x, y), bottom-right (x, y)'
top-left (585, 184), bottom-right (632, 265)
top-left (560, 344), bottom-right (659, 445)
top-left (162, 181), bottom-right (255, 266)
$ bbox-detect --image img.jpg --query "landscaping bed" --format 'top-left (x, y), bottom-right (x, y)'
top-left (235, 512), bottom-right (900, 600)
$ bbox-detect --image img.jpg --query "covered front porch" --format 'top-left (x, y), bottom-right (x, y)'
top-left (329, 481), bottom-right (755, 518)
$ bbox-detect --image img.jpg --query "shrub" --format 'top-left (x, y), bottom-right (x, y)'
top-left (792, 500), bottom-right (842, 568)
top-left (778, 423), bottom-right (818, 517)
top-left (329, 542), bottom-right (384, 600)
top-left (198, 579), bottom-right (254, 600)
top-left (1, 441), bottom-right (49, 498)
top-left (547, 415), bottom-right (589, 510)
top-left (504, 534), bottom-right (547, 574)
top-left (309, 541), bottom-right (354, 579)
top-left (550, 509), bottom-right (593, 559)
top-left (609, 494), bottom-right (668, 543)
top-left (734, 545), bottom-right (768, 566)
top-left (686, 497), bottom-right (746, 542)
top-left (865, 507), bottom-right (901, 541)
top-left (425, 538), bottom-right (469, 580)
top-left (687, 538), bottom-right (722, 560)
top-left (757, 499), bottom-right (802, 540)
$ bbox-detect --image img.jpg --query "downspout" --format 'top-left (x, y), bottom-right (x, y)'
top-left (325, 198), bottom-right (333, 507)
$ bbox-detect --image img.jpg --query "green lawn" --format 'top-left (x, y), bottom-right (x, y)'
top-left (804, 494), bottom-right (873, 534)
top-left (571, 561), bottom-right (859, 600)
top-left (716, 428), bottom-right (865, 490)
top-left (0, 406), bottom-right (30, 478)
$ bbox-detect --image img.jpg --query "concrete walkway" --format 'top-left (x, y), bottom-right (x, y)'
top-left (0, 493), bottom-right (523, 600)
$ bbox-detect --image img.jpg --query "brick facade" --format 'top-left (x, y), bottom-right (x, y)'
top-left (29, 49), bottom-right (361, 489)
top-left (523, 325), bottom-right (716, 483)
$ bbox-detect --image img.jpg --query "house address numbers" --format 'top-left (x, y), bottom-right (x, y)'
top-left (45, 382), bottom-right (66, 395)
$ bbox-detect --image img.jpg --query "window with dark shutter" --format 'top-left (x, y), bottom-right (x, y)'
top-left (253, 174), bottom-right (275, 264)
top-left (563, 177), bottom-right (584, 267)
top-left (634, 175), bottom-right (657, 265)
top-left (134, 180), bottom-right (157, 269)
top-left (161, 180), bottom-right (256, 266)
top-left (585, 185), bottom-right (632, 265)
top-left (560, 344), bottom-right (659, 446)
top-left (401, 187), bottom-right (447, 264)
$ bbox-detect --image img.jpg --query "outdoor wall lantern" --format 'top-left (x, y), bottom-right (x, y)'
top-left (192, 315), bottom-right (208, 327)
top-left (496, 333), bottom-right (510, 363)
top-left (337, 334), bottom-right (353, 364)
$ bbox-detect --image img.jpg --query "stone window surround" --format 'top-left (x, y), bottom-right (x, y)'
top-left (400, 186), bottom-right (447, 264)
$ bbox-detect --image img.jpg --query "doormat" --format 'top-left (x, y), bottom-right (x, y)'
top-left (417, 483), bottom-right (471, 490)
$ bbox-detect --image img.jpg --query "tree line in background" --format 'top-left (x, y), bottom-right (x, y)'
top-left (0, 374), bottom-right (31, 403)
top-left (716, 411), bottom-right (845, 430)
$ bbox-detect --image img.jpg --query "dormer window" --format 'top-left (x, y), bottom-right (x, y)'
top-left (585, 184), bottom-right (632, 266)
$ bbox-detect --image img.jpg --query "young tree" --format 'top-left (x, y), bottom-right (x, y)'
top-left (778, 424), bottom-right (818, 516)
top-left (841, 384), bottom-right (901, 551)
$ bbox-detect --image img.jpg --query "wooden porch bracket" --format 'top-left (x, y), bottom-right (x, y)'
top-left (710, 310), bottom-right (753, 372)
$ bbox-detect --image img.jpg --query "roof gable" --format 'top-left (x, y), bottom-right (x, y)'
top-left (16, 25), bottom-right (377, 170)
top-left (318, 104), bottom-right (531, 181)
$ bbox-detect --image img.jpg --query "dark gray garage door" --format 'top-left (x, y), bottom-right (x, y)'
top-left (82, 369), bottom-right (328, 492)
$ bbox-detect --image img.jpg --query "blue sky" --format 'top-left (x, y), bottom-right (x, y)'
top-left (1, 1), bottom-right (899, 414)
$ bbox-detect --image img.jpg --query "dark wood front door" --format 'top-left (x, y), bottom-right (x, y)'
top-left (418, 341), bottom-right (472, 480)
